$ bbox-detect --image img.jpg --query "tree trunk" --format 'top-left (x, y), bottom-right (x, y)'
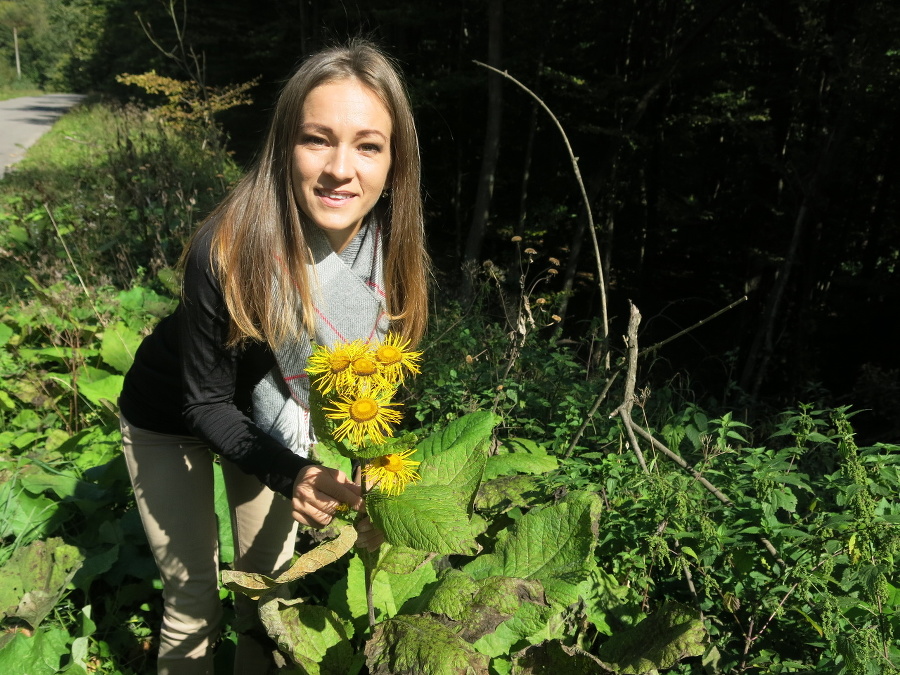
top-left (738, 118), bottom-right (846, 400)
top-left (515, 88), bottom-right (538, 239)
top-left (14, 26), bottom-right (21, 78)
top-left (463, 0), bottom-right (503, 287)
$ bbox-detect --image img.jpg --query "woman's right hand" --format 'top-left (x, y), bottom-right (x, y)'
top-left (291, 465), bottom-right (363, 527)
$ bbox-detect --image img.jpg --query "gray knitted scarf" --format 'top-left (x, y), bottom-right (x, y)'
top-left (251, 217), bottom-right (388, 456)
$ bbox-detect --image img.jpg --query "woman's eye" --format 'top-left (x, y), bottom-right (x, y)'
top-left (360, 143), bottom-right (382, 154)
top-left (301, 134), bottom-right (328, 146)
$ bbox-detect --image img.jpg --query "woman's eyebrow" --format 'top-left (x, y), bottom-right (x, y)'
top-left (355, 129), bottom-right (389, 141)
top-left (299, 123), bottom-right (332, 134)
top-left (299, 123), bottom-right (388, 142)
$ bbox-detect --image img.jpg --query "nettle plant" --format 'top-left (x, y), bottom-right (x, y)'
top-left (222, 334), bottom-right (707, 675)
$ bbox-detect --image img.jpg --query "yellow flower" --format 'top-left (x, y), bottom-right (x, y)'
top-left (373, 333), bottom-right (422, 385)
top-left (307, 340), bottom-right (368, 395)
top-left (363, 448), bottom-right (421, 496)
top-left (325, 394), bottom-right (402, 446)
top-left (347, 352), bottom-right (393, 395)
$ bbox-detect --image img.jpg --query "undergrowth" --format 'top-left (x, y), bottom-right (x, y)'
top-left (1, 96), bottom-right (898, 674)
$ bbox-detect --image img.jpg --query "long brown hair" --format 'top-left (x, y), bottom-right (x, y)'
top-left (194, 39), bottom-right (428, 347)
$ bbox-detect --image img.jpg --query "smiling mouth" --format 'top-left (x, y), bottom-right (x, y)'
top-left (316, 188), bottom-right (355, 201)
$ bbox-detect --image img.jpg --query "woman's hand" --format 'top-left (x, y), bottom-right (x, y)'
top-left (291, 465), bottom-right (385, 551)
top-left (291, 465), bottom-right (362, 527)
top-left (354, 514), bottom-right (384, 552)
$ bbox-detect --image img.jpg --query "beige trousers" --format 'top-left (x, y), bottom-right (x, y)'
top-left (121, 416), bottom-right (298, 675)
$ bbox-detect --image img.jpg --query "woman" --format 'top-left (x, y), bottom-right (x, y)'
top-left (118, 39), bottom-right (429, 675)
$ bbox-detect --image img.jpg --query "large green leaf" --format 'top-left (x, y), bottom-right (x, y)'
top-left (463, 491), bottom-right (601, 604)
top-left (0, 484), bottom-right (68, 543)
top-left (475, 475), bottom-right (543, 513)
top-left (100, 322), bottom-right (143, 374)
top-left (373, 543), bottom-right (434, 576)
top-left (473, 601), bottom-right (564, 658)
top-left (483, 453), bottom-right (558, 481)
top-left (594, 601), bottom-right (707, 673)
top-left (259, 595), bottom-right (355, 675)
top-left (367, 486), bottom-right (477, 554)
top-left (0, 537), bottom-right (84, 628)
top-left (77, 374), bottom-right (124, 408)
top-left (0, 625), bottom-right (72, 675)
top-left (426, 569), bottom-right (547, 644)
top-left (365, 414), bottom-right (494, 554)
top-left (416, 411), bottom-right (499, 462)
top-left (365, 615), bottom-right (489, 675)
top-left (16, 463), bottom-right (108, 515)
top-left (341, 552), bottom-right (437, 630)
top-left (0, 322), bottom-right (13, 347)
top-left (416, 428), bottom-right (489, 510)
top-left (485, 438), bottom-right (558, 481)
top-left (212, 463), bottom-right (234, 564)
top-left (578, 569), bottom-right (646, 636)
top-left (310, 441), bottom-right (353, 477)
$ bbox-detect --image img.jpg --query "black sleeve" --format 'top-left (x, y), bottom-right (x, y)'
top-left (179, 227), bottom-right (315, 499)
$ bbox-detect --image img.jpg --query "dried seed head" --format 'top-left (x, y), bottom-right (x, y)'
top-left (511, 235), bottom-right (523, 242)
top-left (524, 247), bottom-right (537, 255)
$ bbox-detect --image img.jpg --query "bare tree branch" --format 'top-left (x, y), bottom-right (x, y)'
top-left (473, 60), bottom-right (610, 369)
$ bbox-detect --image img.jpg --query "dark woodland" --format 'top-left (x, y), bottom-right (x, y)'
top-left (7, 0), bottom-right (900, 433)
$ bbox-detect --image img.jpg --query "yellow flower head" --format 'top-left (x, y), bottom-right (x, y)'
top-left (373, 333), bottom-right (422, 385)
top-left (363, 448), bottom-right (421, 496)
top-left (347, 352), bottom-right (392, 395)
top-left (307, 340), bottom-right (369, 395)
top-left (325, 394), bottom-right (403, 447)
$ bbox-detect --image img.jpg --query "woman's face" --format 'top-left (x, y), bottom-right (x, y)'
top-left (292, 78), bottom-right (393, 252)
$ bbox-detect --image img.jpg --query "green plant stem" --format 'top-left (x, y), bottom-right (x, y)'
top-left (565, 371), bottom-right (619, 458)
top-left (738, 553), bottom-right (836, 671)
top-left (45, 204), bottom-right (105, 328)
top-left (359, 461), bottom-right (377, 632)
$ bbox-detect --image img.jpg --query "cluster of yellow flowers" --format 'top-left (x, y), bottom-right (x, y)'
top-left (307, 333), bottom-right (423, 495)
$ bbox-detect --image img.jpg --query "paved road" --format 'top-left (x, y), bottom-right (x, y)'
top-left (0, 94), bottom-right (86, 179)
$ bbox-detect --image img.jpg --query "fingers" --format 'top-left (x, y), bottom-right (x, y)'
top-left (292, 465), bottom-right (364, 527)
top-left (354, 515), bottom-right (385, 552)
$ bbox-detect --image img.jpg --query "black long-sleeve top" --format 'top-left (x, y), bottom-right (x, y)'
top-left (119, 223), bottom-right (314, 499)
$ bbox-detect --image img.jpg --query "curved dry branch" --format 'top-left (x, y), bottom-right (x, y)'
top-left (472, 60), bottom-right (609, 364)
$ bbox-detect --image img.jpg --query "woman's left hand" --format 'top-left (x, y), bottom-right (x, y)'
top-left (291, 465), bottom-right (362, 527)
top-left (354, 512), bottom-right (384, 551)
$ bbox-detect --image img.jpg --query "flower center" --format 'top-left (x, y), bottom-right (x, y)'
top-left (352, 357), bottom-right (378, 376)
top-left (376, 345), bottom-right (402, 365)
top-left (349, 398), bottom-right (379, 422)
top-left (383, 454), bottom-right (407, 472)
top-left (329, 354), bottom-right (351, 373)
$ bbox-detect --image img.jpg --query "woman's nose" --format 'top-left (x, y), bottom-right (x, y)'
top-left (324, 145), bottom-right (353, 180)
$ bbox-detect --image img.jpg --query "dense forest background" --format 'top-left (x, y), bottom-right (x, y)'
top-left (2, 0), bottom-right (899, 437)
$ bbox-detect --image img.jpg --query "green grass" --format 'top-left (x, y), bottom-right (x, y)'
top-left (0, 76), bottom-right (44, 100)
top-left (0, 88), bottom-right (43, 101)
top-left (9, 98), bottom-right (116, 172)
top-left (0, 99), bottom-right (239, 292)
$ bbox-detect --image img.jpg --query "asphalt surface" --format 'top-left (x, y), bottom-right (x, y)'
top-left (0, 94), bottom-right (86, 179)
